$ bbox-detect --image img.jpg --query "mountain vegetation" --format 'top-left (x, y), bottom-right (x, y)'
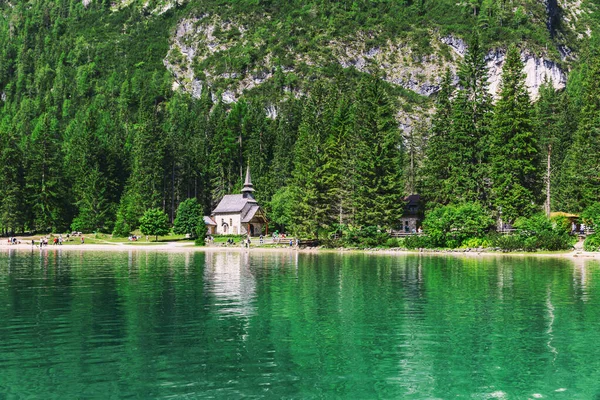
top-left (1, 0), bottom-right (600, 241)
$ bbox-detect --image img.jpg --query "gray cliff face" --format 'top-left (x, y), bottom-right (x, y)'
top-left (486, 49), bottom-right (567, 99)
top-left (441, 35), bottom-right (567, 99)
top-left (165, 18), bottom-right (567, 104)
top-left (441, 35), bottom-right (467, 57)
top-left (164, 16), bottom-right (275, 101)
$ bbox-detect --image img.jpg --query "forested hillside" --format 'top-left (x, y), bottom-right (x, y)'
top-left (1, 0), bottom-right (600, 237)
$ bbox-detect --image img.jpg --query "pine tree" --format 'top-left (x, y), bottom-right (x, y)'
top-left (0, 116), bottom-right (26, 233)
top-left (424, 36), bottom-right (492, 206)
top-left (289, 83), bottom-right (334, 237)
top-left (535, 81), bottom-right (573, 215)
top-left (322, 95), bottom-right (355, 229)
top-left (123, 110), bottom-right (165, 224)
top-left (25, 112), bottom-right (68, 231)
top-left (459, 34), bottom-right (493, 203)
top-left (490, 45), bottom-right (540, 222)
top-left (403, 119), bottom-right (426, 197)
top-left (445, 90), bottom-right (480, 201)
top-left (270, 95), bottom-right (302, 189)
top-left (208, 100), bottom-right (238, 204)
top-left (353, 76), bottom-right (404, 228)
top-left (422, 69), bottom-right (454, 204)
top-left (559, 43), bottom-right (600, 212)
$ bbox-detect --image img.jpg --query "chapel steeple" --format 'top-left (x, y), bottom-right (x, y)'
top-left (242, 164), bottom-right (255, 199)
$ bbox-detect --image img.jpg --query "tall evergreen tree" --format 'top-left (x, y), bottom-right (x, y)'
top-left (208, 100), bottom-right (238, 204)
top-left (353, 76), bottom-right (404, 228)
top-left (490, 45), bottom-right (540, 222)
top-left (322, 95), bottom-right (355, 229)
top-left (25, 112), bottom-right (68, 231)
top-left (289, 83), bottom-right (334, 237)
top-left (422, 69), bottom-right (454, 204)
top-left (535, 81), bottom-right (573, 215)
top-left (423, 35), bottom-right (492, 207)
top-left (559, 42), bottom-right (600, 212)
top-left (122, 110), bottom-right (165, 225)
top-left (0, 116), bottom-right (26, 233)
top-left (270, 96), bottom-right (302, 190)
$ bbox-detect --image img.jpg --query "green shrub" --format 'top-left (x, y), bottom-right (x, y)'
top-left (194, 222), bottom-right (207, 246)
top-left (490, 231), bottom-right (572, 252)
top-left (581, 203), bottom-right (600, 230)
top-left (403, 234), bottom-right (430, 249)
top-left (534, 230), bottom-right (573, 251)
top-left (513, 214), bottom-right (574, 251)
top-left (112, 212), bottom-right (131, 237)
top-left (423, 202), bottom-right (494, 248)
top-left (584, 234), bottom-right (600, 251)
top-left (491, 234), bottom-right (526, 251)
top-left (343, 226), bottom-right (390, 248)
top-left (385, 238), bottom-right (399, 248)
top-left (173, 198), bottom-right (203, 239)
top-left (320, 238), bottom-right (342, 248)
top-left (461, 237), bottom-right (490, 248)
top-left (551, 215), bottom-right (572, 235)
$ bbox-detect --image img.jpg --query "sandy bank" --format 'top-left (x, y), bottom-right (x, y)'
top-left (1, 242), bottom-right (599, 260)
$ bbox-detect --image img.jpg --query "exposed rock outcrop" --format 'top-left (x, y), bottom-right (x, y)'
top-left (486, 49), bottom-right (567, 98)
top-left (165, 15), bottom-right (275, 101)
top-left (441, 35), bottom-right (467, 57)
top-left (333, 35), bottom-right (459, 96)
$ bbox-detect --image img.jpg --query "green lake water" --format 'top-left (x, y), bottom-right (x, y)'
top-left (1, 249), bottom-right (600, 399)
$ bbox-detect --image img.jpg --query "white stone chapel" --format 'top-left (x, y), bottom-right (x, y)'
top-left (204, 166), bottom-right (267, 236)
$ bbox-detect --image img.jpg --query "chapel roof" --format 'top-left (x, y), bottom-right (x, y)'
top-left (212, 194), bottom-right (256, 213)
top-left (241, 205), bottom-right (261, 223)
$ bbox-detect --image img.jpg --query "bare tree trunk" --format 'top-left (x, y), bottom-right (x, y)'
top-left (410, 146), bottom-right (415, 195)
top-left (546, 144), bottom-right (552, 217)
top-left (171, 161), bottom-right (175, 223)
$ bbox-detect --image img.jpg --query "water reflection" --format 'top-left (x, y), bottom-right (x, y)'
top-left (204, 251), bottom-right (256, 317)
top-left (571, 257), bottom-right (600, 302)
top-left (0, 251), bottom-right (600, 398)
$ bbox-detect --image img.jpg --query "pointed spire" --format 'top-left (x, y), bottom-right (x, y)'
top-left (244, 164), bottom-right (252, 186)
top-left (242, 163), bottom-right (255, 198)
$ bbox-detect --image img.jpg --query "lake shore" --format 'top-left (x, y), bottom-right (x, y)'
top-left (1, 241), bottom-right (599, 259)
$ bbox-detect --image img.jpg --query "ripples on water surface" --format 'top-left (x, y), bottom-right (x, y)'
top-left (1, 249), bottom-right (600, 398)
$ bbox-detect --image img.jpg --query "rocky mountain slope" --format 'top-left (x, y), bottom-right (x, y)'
top-left (160, 0), bottom-right (594, 103)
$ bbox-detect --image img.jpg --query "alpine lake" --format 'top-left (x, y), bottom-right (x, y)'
top-left (1, 248), bottom-right (600, 399)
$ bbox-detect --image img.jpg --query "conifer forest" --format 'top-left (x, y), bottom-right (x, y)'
top-left (1, 0), bottom-right (600, 239)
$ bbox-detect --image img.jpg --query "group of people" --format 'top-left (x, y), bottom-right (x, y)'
top-left (34, 235), bottom-right (64, 247)
top-left (272, 232), bottom-right (288, 243)
top-left (7, 237), bottom-right (20, 245)
top-left (572, 222), bottom-right (589, 235)
top-left (219, 235), bottom-right (297, 248)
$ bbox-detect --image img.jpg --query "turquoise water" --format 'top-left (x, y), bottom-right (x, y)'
top-left (1, 249), bottom-right (600, 399)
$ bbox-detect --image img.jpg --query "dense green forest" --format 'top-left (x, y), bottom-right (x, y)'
top-left (1, 0), bottom-right (600, 239)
